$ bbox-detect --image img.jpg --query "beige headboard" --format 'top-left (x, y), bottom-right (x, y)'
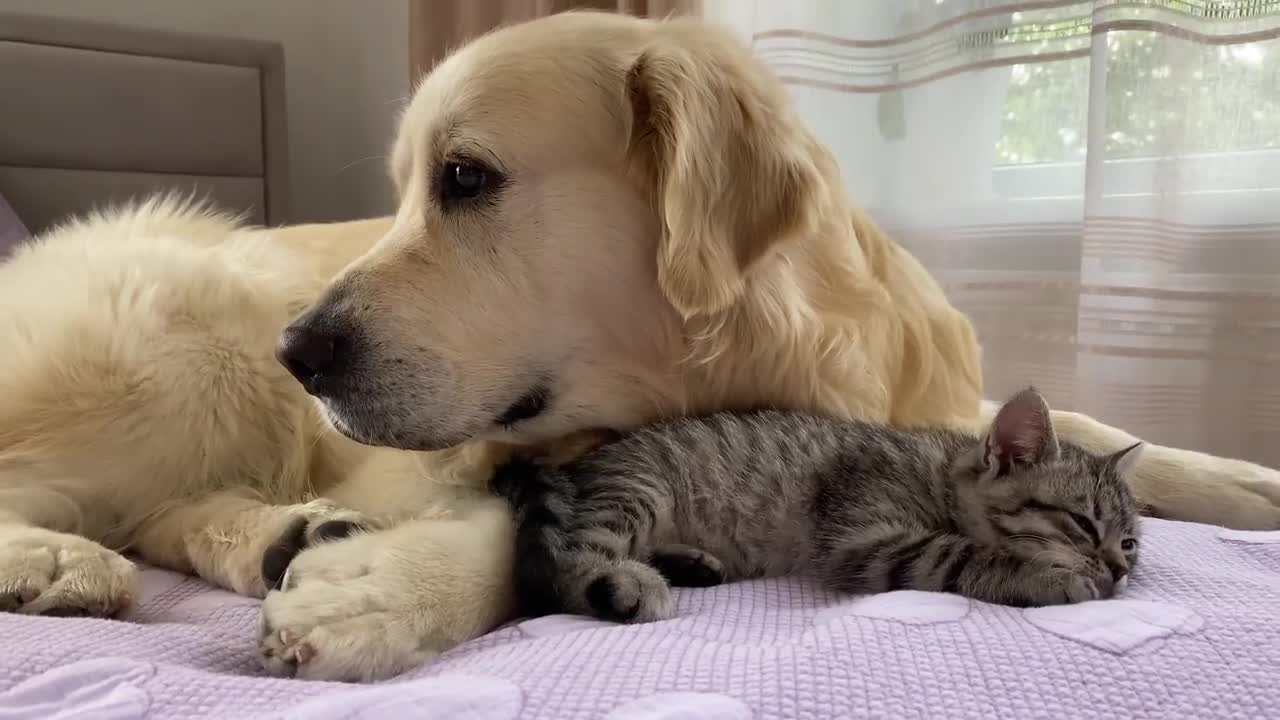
top-left (0, 11), bottom-right (290, 234)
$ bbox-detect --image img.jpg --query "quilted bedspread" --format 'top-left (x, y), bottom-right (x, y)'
top-left (1, 518), bottom-right (1277, 720)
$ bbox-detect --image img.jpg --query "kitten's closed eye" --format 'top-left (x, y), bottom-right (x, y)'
top-left (1021, 499), bottom-right (1101, 547)
top-left (1064, 511), bottom-right (1100, 546)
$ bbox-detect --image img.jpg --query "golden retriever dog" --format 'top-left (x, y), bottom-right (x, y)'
top-left (2, 11), bottom-right (1279, 682)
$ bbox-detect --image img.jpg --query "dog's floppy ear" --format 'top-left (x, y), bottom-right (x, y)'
top-left (626, 25), bottom-right (826, 318)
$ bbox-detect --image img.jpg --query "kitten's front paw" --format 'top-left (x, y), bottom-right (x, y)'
top-left (585, 560), bottom-right (673, 623)
top-left (1064, 575), bottom-right (1102, 603)
top-left (0, 526), bottom-right (138, 618)
top-left (650, 544), bottom-right (725, 588)
top-left (1060, 566), bottom-right (1115, 604)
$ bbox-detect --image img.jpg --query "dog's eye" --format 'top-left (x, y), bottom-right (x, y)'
top-left (451, 164), bottom-right (486, 194)
top-left (1121, 538), bottom-right (1138, 552)
top-left (441, 162), bottom-right (493, 202)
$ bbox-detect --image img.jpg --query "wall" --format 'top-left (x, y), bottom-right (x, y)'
top-left (0, 0), bottom-right (409, 223)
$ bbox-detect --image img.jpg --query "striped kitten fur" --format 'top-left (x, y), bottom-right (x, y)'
top-left (494, 388), bottom-right (1143, 623)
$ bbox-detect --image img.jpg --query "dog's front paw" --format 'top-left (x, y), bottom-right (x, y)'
top-left (1215, 461), bottom-right (1280, 530)
top-left (0, 525), bottom-right (138, 618)
top-left (257, 532), bottom-right (435, 682)
top-left (258, 499), bottom-right (515, 681)
top-left (1138, 448), bottom-right (1280, 530)
top-left (584, 560), bottom-right (673, 623)
top-left (259, 605), bottom-right (430, 682)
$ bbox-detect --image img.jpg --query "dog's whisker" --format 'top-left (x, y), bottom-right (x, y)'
top-left (336, 155), bottom-right (388, 175)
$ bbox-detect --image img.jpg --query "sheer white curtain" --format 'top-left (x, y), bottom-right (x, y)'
top-left (706, 0), bottom-right (1280, 467)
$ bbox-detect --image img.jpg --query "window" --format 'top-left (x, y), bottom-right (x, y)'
top-left (992, 4), bottom-right (1280, 224)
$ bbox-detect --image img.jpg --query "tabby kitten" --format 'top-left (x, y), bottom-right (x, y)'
top-left (494, 388), bottom-right (1142, 623)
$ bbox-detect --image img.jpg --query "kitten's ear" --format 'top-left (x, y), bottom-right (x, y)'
top-left (983, 387), bottom-right (1060, 472)
top-left (1106, 441), bottom-right (1145, 481)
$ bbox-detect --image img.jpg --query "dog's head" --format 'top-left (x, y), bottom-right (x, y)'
top-left (279, 12), bottom-right (826, 451)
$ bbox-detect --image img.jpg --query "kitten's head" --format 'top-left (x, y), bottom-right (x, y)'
top-left (953, 388), bottom-right (1143, 591)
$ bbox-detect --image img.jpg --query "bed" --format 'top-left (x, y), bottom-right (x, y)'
top-left (1, 11), bottom-right (1279, 720)
top-left (0, 520), bottom-right (1275, 719)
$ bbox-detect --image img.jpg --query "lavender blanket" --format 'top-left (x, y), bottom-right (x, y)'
top-left (1, 518), bottom-right (1277, 719)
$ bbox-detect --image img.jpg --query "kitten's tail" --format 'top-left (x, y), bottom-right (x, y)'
top-left (491, 458), bottom-right (576, 618)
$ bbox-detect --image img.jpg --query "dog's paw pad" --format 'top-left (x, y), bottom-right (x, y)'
top-left (261, 510), bottom-right (376, 591)
top-left (311, 519), bottom-right (364, 542)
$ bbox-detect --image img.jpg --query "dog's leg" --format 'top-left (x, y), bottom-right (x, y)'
top-left (977, 403), bottom-right (1280, 530)
top-left (0, 484), bottom-right (140, 617)
top-left (130, 492), bottom-right (377, 599)
top-left (257, 494), bottom-right (515, 682)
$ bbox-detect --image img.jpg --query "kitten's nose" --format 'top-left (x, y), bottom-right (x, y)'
top-left (1106, 560), bottom-right (1128, 583)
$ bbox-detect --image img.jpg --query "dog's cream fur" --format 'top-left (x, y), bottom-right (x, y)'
top-left (2, 12), bottom-right (1279, 681)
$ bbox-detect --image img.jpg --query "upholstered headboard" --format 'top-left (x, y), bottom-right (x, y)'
top-left (0, 11), bottom-right (290, 234)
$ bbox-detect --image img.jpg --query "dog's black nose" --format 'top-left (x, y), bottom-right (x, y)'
top-left (277, 325), bottom-right (337, 384)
